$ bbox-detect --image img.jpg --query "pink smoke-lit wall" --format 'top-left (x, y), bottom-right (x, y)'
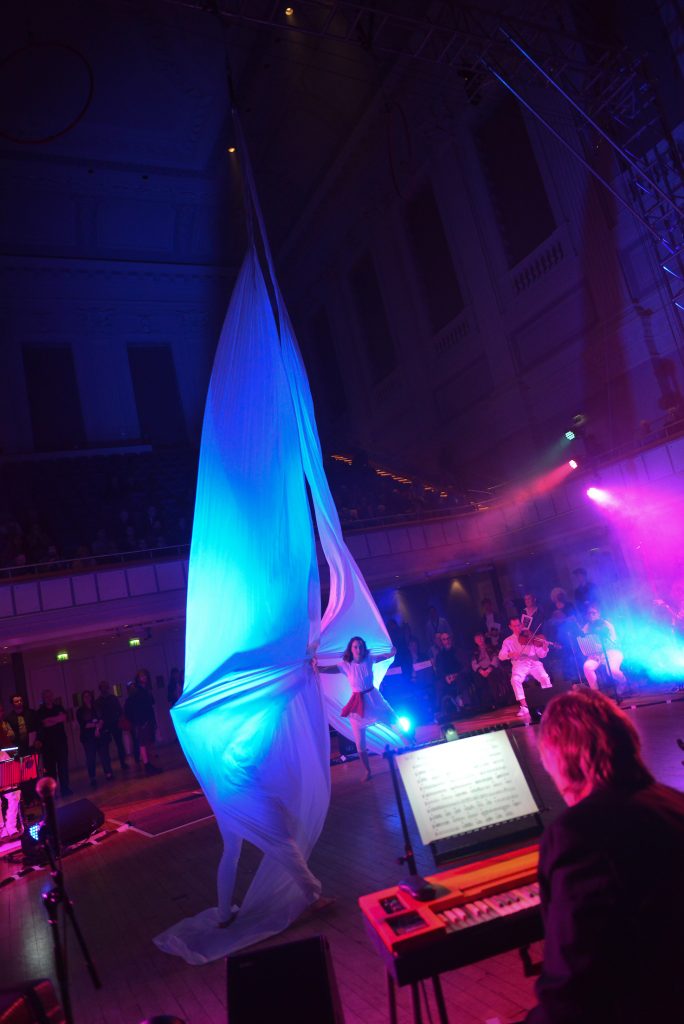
top-left (585, 478), bottom-right (684, 684)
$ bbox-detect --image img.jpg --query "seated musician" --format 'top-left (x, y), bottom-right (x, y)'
top-left (522, 689), bottom-right (684, 1024)
top-left (581, 604), bottom-right (626, 691)
top-left (498, 618), bottom-right (552, 717)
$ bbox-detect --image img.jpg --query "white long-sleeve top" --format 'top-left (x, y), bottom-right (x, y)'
top-left (499, 633), bottom-right (547, 664)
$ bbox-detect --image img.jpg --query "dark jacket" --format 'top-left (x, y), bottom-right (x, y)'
top-left (124, 686), bottom-right (155, 726)
top-left (526, 782), bottom-right (684, 1023)
top-left (76, 705), bottom-right (103, 745)
top-left (35, 703), bottom-right (68, 750)
top-left (95, 693), bottom-right (123, 730)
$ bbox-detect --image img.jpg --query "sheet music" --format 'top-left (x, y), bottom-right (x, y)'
top-left (396, 732), bottom-right (539, 846)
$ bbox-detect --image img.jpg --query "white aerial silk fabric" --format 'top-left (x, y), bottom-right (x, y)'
top-left (153, 157), bottom-right (402, 963)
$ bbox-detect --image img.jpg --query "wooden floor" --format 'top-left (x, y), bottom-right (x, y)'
top-left (2, 696), bottom-right (683, 1024)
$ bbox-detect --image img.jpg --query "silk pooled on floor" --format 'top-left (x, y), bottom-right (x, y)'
top-left (153, 245), bottom-right (398, 964)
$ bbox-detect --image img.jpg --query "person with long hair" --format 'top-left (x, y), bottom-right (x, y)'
top-left (521, 689), bottom-right (684, 1023)
top-left (320, 636), bottom-right (404, 780)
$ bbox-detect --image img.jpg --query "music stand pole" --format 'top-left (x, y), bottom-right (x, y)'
top-left (569, 635), bottom-right (584, 687)
top-left (598, 632), bottom-right (618, 695)
top-left (384, 746), bottom-right (435, 901)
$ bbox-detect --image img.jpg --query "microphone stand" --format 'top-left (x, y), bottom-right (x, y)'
top-left (37, 778), bottom-right (101, 1023)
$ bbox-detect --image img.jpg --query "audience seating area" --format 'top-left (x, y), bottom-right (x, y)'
top-left (2, 408), bottom-right (683, 576)
top-left (0, 449), bottom-right (197, 573)
top-left (0, 448), bottom-right (466, 574)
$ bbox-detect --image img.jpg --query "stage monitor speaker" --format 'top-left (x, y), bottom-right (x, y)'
top-left (523, 680), bottom-right (557, 722)
top-left (332, 729), bottom-right (357, 757)
top-left (53, 798), bottom-right (104, 846)
top-left (21, 798), bottom-right (104, 859)
top-left (227, 935), bottom-right (345, 1024)
top-left (0, 978), bottom-right (65, 1023)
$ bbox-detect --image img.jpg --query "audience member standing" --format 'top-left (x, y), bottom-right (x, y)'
top-left (76, 689), bottom-right (112, 786)
top-left (95, 680), bottom-right (129, 771)
top-left (167, 667), bottom-right (184, 708)
top-left (5, 694), bottom-right (38, 806)
top-left (134, 668), bottom-right (158, 744)
top-left (572, 568), bottom-right (599, 619)
top-left (35, 690), bottom-right (72, 796)
top-left (0, 703), bottom-right (16, 750)
top-left (124, 678), bottom-right (159, 774)
top-left (521, 593), bottom-right (545, 633)
top-left (5, 694), bottom-right (36, 757)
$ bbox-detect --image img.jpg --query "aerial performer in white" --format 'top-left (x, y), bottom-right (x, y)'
top-left (154, 119), bottom-right (406, 965)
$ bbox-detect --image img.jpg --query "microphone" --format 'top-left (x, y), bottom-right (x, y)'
top-left (36, 775), bottom-right (60, 854)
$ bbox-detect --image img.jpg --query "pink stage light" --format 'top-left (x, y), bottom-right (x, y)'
top-left (586, 486), bottom-right (611, 505)
top-left (568, 459), bottom-right (578, 470)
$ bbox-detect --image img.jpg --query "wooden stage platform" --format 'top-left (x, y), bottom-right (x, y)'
top-left (2, 695), bottom-right (683, 1024)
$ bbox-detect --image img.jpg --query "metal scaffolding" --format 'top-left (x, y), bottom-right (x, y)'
top-left (168, 0), bottom-right (684, 327)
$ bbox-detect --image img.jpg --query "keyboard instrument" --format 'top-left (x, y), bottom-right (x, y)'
top-left (359, 844), bottom-right (542, 986)
top-left (0, 754), bottom-right (39, 791)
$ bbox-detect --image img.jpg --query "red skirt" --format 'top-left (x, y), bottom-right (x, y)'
top-left (340, 687), bottom-right (374, 718)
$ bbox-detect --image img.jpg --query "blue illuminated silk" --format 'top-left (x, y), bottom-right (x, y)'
top-left (153, 228), bottom-right (400, 962)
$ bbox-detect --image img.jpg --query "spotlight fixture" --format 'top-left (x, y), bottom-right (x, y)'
top-left (565, 430), bottom-right (575, 441)
top-left (568, 459), bottom-right (578, 470)
top-left (227, 145), bottom-right (237, 154)
top-left (397, 715), bottom-right (412, 734)
top-left (285, 6), bottom-right (294, 14)
top-left (586, 486), bottom-right (614, 506)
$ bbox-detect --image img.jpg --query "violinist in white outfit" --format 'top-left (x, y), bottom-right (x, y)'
top-left (499, 617), bottom-right (552, 717)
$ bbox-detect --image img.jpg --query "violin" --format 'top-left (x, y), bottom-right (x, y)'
top-left (518, 629), bottom-right (561, 651)
top-left (519, 628), bottom-right (545, 645)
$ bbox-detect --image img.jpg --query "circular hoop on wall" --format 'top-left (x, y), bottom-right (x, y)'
top-left (0, 42), bottom-right (94, 144)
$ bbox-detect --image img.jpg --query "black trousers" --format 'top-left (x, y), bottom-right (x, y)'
top-left (41, 742), bottom-right (70, 794)
top-left (102, 726), bottom-right (127, 767)
top-left (81, 737), bottom-right (112, 781)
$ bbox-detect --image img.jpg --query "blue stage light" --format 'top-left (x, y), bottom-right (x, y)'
top-left (397, 715), bottom-right (412, 733)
